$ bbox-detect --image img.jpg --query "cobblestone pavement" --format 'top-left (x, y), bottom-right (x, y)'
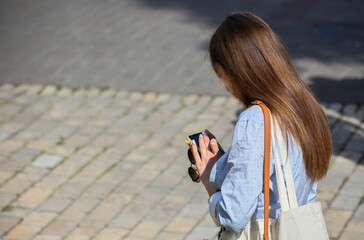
top-left (0, 83), bottom-right (363, 240)
top-left (0, 0), bottom-right (364, 239)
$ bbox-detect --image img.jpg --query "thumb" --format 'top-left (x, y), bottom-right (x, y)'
top-left (210, 138), bottom-right (219, 155)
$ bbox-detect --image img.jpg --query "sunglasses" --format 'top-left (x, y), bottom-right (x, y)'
top-left (187, 148), bottom-right (200, 183)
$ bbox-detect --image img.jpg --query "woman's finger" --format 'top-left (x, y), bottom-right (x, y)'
top-left (203, 134), bottom-right (210, 148)
top-left (199, 134), bottom-right (207, 159)
top-left (210, 138), bottom-right (219, 155)
top-left (190, 140), bottom-right (201, 163)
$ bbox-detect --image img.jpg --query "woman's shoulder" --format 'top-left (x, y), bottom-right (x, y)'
top-left (236, 105), bottom-right (264, 124)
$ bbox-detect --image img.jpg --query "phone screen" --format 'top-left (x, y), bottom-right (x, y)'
top-left (187, 132), bottom-right (203, 149)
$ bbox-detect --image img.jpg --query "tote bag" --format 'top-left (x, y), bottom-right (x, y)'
top-left (223, 101), bottom-right (329, 240)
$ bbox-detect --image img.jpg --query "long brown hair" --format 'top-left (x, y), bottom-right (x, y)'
top-left (209, 12), bottom-right (332, 182)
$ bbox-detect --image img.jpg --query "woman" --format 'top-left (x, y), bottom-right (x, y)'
top-left (186, 12), bottom-right (332, 239)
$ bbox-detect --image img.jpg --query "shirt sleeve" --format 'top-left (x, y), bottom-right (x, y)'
top-left (306, 181), bottom-right (318, 204)
top-left (208, 114), bottom-right (265, 233)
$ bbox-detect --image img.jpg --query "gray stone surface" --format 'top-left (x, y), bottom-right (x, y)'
top-left (0, 0), bottom-right (363, 102)
top-left (32, 154), bottom-right (64, 169)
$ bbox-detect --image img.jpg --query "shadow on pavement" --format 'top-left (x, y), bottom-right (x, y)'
top-left (310, 77), bottom-right (364, 104)
top-left (135, 0), bottom-right (364, 63)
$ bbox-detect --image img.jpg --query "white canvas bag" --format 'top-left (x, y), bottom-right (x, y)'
top-left (225, 103), bottom-right (329, 240)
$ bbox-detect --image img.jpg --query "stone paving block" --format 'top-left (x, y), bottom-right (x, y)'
top-left (348, 164), bottom-right (364, 183)
top-left (79, 156), bottom-right (119, 178)
top-left (331, 120), bottom-right (356, 147)
top-left (182, 94), bottom-right (199, 105)
top-left (185, 226), bottom-right (219, 240)
top-left (12, 130), bottom-right (39, 142)
top-left (155, 231), bottom-right (185, 240)
top-left (32, 236), bottom-right (62, 240)
top-left (157, 195), bottom-right (191, 211)
top-left (0, 215), bottom-right (21, 234)
top-left (50, 156), bottom-right (92, 178)
top-left (344, 134), bottom-right (364, 152)
top-left (0, 192), bottom-right (17, 209)
top-left (339, 220), bottom-right (364, 240)
top-left (93, 227), bottom-right (129, 240)
top-left (115, 178), bottom-right (149, 195)
top-left (162, 160), bottom-right (187, 179)
top-left (318, 169), bottom-right (350, 194)
top-left (16, 188), bottom-right (53, 209)
top-left (0, 207), bottom-right (32, 220)
top-left (0, 103), bottom-right (23, 121)
top-left (0, 159), bottom-right (27, 174)
top-left (129, 220), bottom-right (166, 239)
top-left (144, 208), bottom-right (179, 224)
top-left (340, 164), bottom-right (364, 196)
top-left (97, 169), bottom-right (128, 186)
top-left (32, 153), bottom-right (64, 169)
top-left (67, 198), bottom-right (100, 212)
top-left (324, 209), bottom-right (352, 239)
top-left (63, 135), bottom-right (90, 148)
top-left (200, 212), bottom-right (218, 228)
top-left (164, 217), bottom-right (198, 234)
top-left (0, 132), bottom-right (9, 142)
top-left (317, 191), bottom-right (335, 210)
top-left (58, 208), bottom-right (86, 223)
top-left (340, 179), bottom-right (364, 197)
top-left (77, 124), bottom-right (105, 138)
top-left (4, 224), bottom-right (42, 240)
top-left (41, 220), bottom-right (77, 238)
top-left (0, 83), bottom-right (14, 91)
top-left (38, 197), bottom-right (73, 213)
top-left (331, 194), bottom-right (361, 211)
top-left (0, 176), bottom-right (33, 194)
top-left (0, 140), bottom-right (24, 153)
top-left (56, 87), bottom-right (73, 97)
top-left (170, 179), bottom-right (201, 198)
top-left (86, 201), bottom-right (121, 223)
top-left (35, 175), bottom-right (68, 190)
top-left (81, 182), bottom-right (115, 199)
top-left (65, 220), bottom-right (104, 240)
top-left (41, 85), bottom-right (57, 95)
top-left (109, 212), bottom-right (144, 229)
top-left (137, 186), bottom-right (170, 204)
top-left (352, 202), bottom-right (364, 222)
top-left (123, 149), bottom-right (154, 163)
top-left (22, 211), bottom-right (57, 228)
top-left (192, 185), bottom-right (211, 198)
top-left (26, 138), bottom-right (57, 151)
top-left (13, 166), bottom-right (49, 184)
top-left (53, 180), bottom-right (91, 199)
top-left (178, 202), bottom-right (209, 219)
top-left (149, 174), bottom-right (181, 189)
top-left (12, 147), bottom-right (42, 162)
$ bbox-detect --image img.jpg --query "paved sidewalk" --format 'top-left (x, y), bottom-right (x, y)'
top-left (0, 1), bottom-right (363, 239)
top-left (0, 83), bottom-right (363, 240)
top-left (0, 0), bottom-right (363, 102)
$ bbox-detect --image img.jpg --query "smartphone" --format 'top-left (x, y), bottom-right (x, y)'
top-left (187, 132), bottom-right (225, 154)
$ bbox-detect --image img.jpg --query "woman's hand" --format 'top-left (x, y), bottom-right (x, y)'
top-left (186, 129), bottom-right (222, 185)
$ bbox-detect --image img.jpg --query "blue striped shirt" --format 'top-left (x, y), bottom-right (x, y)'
top-left (208, 105), bottom-right (317, 235)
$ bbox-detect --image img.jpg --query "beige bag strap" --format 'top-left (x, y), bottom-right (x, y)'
top-left (271, 117), bottom-right (298, 210)
top-left (270, 117), bottom-right (290, 211)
